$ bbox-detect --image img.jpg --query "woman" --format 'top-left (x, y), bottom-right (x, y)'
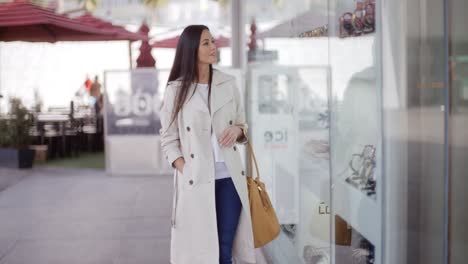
top-left (160, 25), bottom-right (256, 264)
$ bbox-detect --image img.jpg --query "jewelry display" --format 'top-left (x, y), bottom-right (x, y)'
top-left (351, 1), bottom-right (366, 35)
top-left (339, 12), bottom-right (354, 37)
top-left (299, 25), bottom-right (329, 38)
top-left (362, 2), bottom-right (375, 33)
top-left (339, 0), bottom-right (375, 38)
top-left (345, 145), bottom-right (376, 198)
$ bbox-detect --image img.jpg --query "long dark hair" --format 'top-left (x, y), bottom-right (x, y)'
top-left (167, 25), bottom-right (213, 125)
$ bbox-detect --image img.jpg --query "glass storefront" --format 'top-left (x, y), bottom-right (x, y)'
top-left (329, 0), bottom-right (380, 263)
top-left (448, 2), bottom-right (468, 264)
top-left (245, 0), bottom-right (468, 263)
top-left (246, 1), bottom-right (331, 263)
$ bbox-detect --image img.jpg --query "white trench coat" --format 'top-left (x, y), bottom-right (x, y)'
top-left (160, 69), bottom-right (256, 264)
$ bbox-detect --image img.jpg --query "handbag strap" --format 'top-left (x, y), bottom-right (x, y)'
top-left (247, 138), bottom-right (260, 181)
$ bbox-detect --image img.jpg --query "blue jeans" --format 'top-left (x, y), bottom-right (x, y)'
top-left (215, 177), bottom-right (242, 264)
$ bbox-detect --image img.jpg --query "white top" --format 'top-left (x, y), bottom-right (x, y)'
top-left (196, 83), bottom-right (230, 180)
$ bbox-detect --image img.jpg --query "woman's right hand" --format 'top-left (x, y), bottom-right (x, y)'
top-left (173, 157), bottom-right (185, 174)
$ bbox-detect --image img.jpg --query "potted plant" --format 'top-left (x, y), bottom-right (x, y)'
top-left (0, 97), bottom-right (36, 169)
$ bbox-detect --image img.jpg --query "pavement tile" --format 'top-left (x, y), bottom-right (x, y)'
top-left (0, 167), bottom-right (172, 264)
top-left (0, 239), bottom-right (119, 264)
top-left (113, 239), bottom-right (170, 264)
top-left (121, 216), bottom-right (171, 239)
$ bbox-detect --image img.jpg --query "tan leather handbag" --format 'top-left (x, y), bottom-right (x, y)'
top-left (246, 140), bottom-right (280, 248)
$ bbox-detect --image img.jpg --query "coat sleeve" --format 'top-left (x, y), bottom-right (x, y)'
top-left (159, 83), bottom-right (183, 168)
top-left (233, 80), bottom-right (249, 145)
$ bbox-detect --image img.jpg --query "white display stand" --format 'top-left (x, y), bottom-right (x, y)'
top-left (105, 135), bottom-right (169, 175)
top-left (103, 68), bottom-right (170, 176)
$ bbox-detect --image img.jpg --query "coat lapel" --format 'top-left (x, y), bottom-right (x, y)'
top-left (210, 70), bottom-right (234, 115)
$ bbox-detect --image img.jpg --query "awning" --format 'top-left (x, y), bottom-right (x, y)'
top-left (73, 13), bottom-right (148, 42)
top-left (0, 0), bottom-right (147, 42)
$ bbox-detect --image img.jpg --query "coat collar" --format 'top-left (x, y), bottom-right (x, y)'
top-left (212, 69), bottom-right (233, 85)
top-left (186, 69), bottom-right (234, 115)
top-left (211, 70), bottom-right (234, 115)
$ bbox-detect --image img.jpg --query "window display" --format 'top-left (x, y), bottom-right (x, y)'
top-left (248, 65), bottom-right (331, 263)
top-left (339, 0), bottom-right (375, 38)
top-left (329, 0), bottom-right (382, 263)
top-left (246, 1), bottom-right (382, 263)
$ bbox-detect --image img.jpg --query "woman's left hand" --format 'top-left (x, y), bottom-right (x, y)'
top-left (219, 126), bottom-right (243, 148)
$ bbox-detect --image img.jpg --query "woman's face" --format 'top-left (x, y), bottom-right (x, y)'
top-left (198, 29), bottom-right (217, 65)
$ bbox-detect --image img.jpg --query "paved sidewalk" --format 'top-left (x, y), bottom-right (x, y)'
top-left (0, 169), bottom-right (32, 193)
top-left (0, 167), bottom-right (172, 264)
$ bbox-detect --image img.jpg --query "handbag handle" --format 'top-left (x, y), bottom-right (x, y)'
top-left (246, 137), bottom-right (261, 181)
top-left (247, 138), bottom-right (271, 209)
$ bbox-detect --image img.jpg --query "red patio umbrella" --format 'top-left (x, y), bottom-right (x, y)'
top-left (72, 13), bottom-right (148, 42)
top-left (136, 22), bottom-right (156, 68)
top-left (0, 0), bottom-right (147, 42)
top-left (151, 35), bottom-right (230, 49)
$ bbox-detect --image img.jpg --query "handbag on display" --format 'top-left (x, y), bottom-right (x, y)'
top-left (246, 138), bottom-right (280, 248)
top-left (335, 215), bottom-right (352, 246)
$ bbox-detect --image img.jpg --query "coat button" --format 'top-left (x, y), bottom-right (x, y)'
top-left (189, 179), bottom-right (194, 185)
top-left (241, 170), bottom-right (245, 176)
top-left (190, 153), bottom-right (194, 158)
top-left (233, 146), bottom-right (237, 151)
top-left (229, 120), bottom-right (233, 125)
top-left (186, 126), bottom-right (191, 132)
